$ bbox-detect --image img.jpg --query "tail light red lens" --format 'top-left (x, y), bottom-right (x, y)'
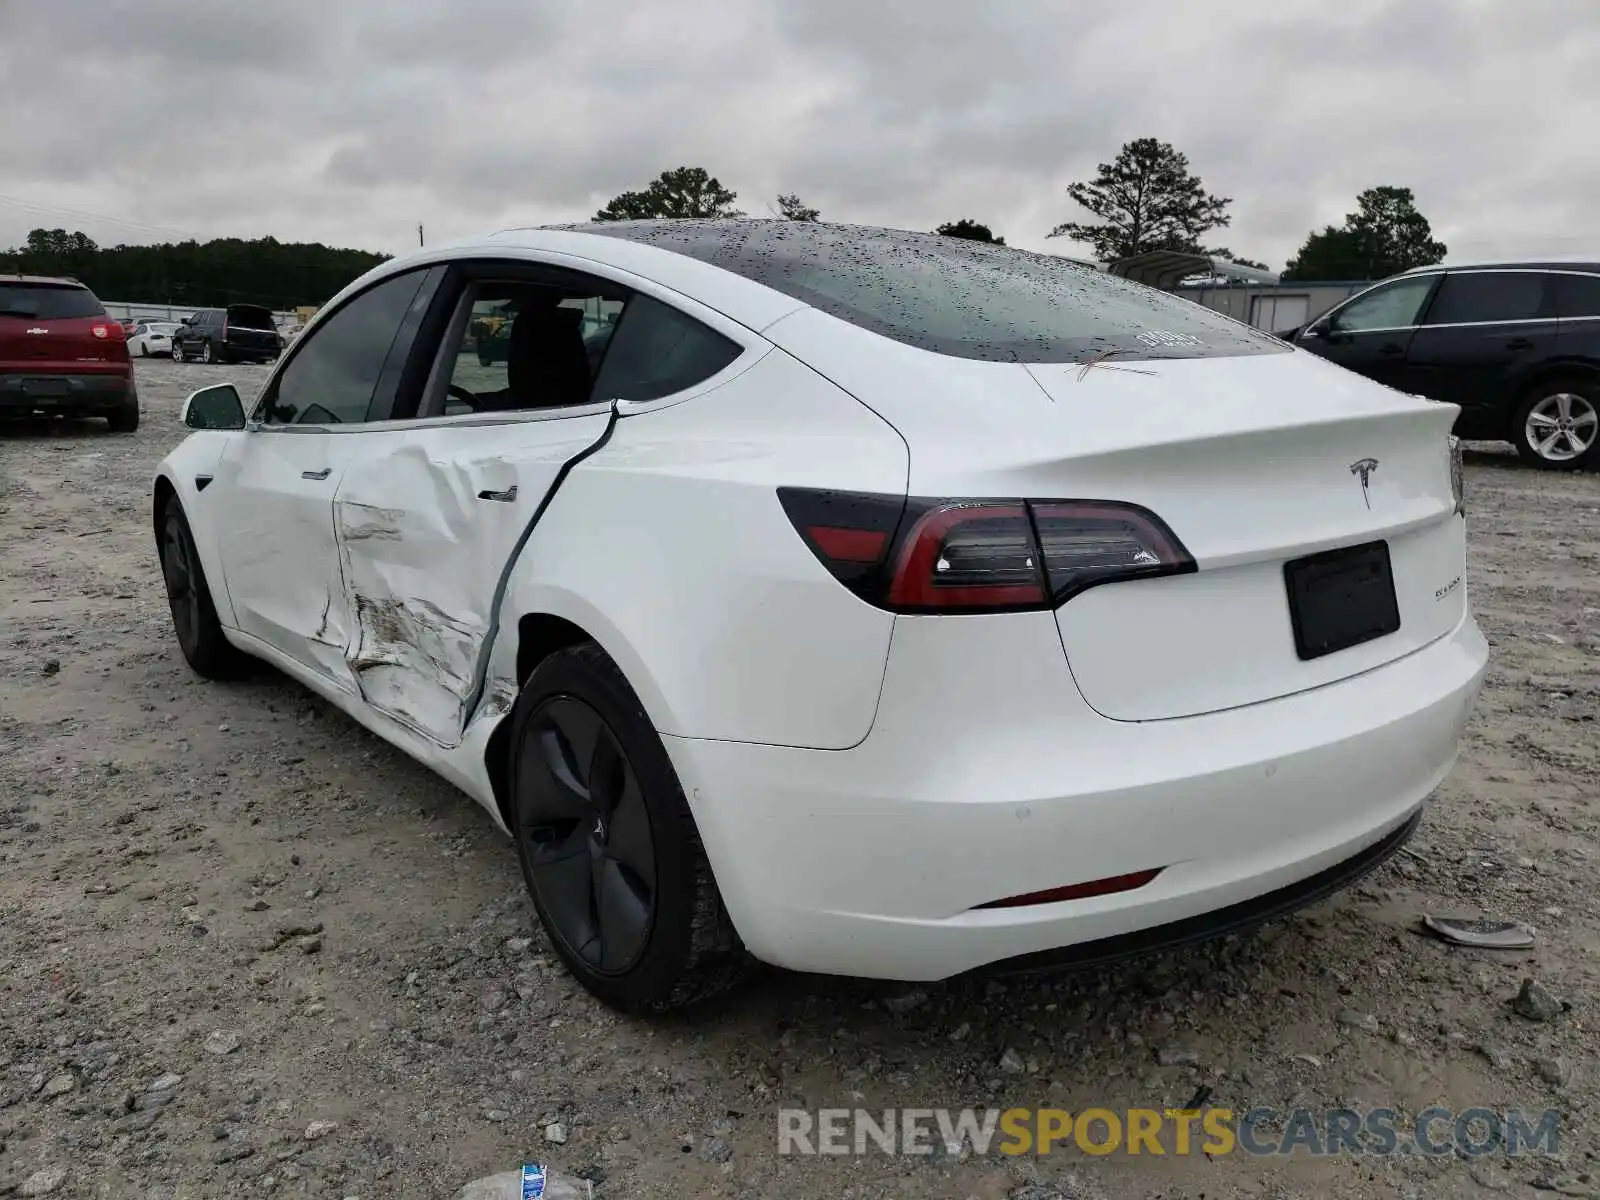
top-left (887, 503), bottom-right (1044, 609)
top-left (778, 488), bottom-right (1194, 613)
top-left (91, 323), bottom-right (110, 339)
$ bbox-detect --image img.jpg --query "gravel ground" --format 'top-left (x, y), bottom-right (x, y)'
top-left (2, 358), bottom-right (1599, 1200)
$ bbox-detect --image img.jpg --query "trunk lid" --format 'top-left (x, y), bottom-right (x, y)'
top-left (763, 308), bottom-right (1467, 720)
top-left (224, 304), bottom-right (280, 355)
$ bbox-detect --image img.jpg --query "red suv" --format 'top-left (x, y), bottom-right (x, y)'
top-left (0, 275), bottom-right (138, 432)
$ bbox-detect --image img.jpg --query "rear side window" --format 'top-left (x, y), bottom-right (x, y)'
top-left (1424, 272), bottom-right (1551, 324)
top-left (226, 304), bottom-right (275, 330)
top-left (263, 271), bottom-right (427, 425)
top-left (0, 283), bottom-right (105, 319)
top-left (592, 295), bottom-right (742, 402)
top-left (1552, 273), bottom-right (1600, 319)
top-left (580, 221), bottom-right (1284, 363)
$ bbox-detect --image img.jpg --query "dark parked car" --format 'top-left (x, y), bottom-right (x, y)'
top-left (0, 275), bottom-right (138, 432)
top-left (172, 304), bottom-right (283, 364)
top-left (1288, 261), bottom-right (1600, 468)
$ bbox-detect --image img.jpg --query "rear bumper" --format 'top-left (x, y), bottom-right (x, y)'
top-left (0, 371), bottom-right (133, 413)
top-left (225, 338), bottom-right (279, 360)
top-left (666, 608), bottom-right (1488, 981)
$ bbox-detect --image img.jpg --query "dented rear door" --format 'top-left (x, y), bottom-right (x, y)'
top-left (329, 407), bottom-right (613, 746)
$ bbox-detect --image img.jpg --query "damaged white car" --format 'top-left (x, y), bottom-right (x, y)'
top-left (153, 220), bottom-right (1487, 1011)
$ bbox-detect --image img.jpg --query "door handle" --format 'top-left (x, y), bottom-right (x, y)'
top-left (1377, 343), bottom-right (1404, 357)
top-left (476, 485), bottom-right (518, 503)
top-left (1506, 337), bottom-right (1534, 351)
top-left (301, 468), bottom-right (332, 480)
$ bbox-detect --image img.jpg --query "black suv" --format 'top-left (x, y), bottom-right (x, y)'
top-left (172, 304), bottom-right (282, 365)
top-left (1288, 262), bottom-right (1600, 468)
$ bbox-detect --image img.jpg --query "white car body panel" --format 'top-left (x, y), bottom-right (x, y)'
top-left (487, 348), bottom-right (909, 749)
top-left (762, 305), bottom-right (1467, 720)
top-left (668, 607), bottom-right (1485, 979)
top-left (211, 430), bottom-right (368, 684)
top-left (151, 224), bottom-right (1490, 985)
top-left (331, 408), bottom-right (614, 746)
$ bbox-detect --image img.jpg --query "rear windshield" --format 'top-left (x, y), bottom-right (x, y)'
top-left (577, 220), bottom-right (1285, 363)
top-left (0, 283), bottom-right (105, 320)
top-left (226, 304), bottom-right (275, 329)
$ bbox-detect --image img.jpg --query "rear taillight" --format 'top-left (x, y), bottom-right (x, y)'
top-left (1447, 435), bottom-right (1465, 516)
top-left (778, 488), bottom-right (1194, 614)
top-left (91, 323), bottom-right (110, 339)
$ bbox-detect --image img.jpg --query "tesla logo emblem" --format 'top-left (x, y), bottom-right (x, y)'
top-left (26, 328), bottom-right (47, 335)
top-left (1349, 458), bottom-right (1379, 508)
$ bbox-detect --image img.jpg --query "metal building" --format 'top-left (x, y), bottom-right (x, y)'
top-left (1102, 249), bottom-right (1371, 335)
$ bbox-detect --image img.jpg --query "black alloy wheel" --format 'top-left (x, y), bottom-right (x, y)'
top-left (158, 503), bottom-right (247, 678)
top-left (507, 644), bottom-right (750, 1011)
top-left (161, 507), bottom-right (201, 652)
top-left (517, 695), bottom-right (657, 974)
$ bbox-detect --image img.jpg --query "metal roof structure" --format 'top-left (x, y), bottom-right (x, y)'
top-left (1105, 250), bottom-right (1280, 288)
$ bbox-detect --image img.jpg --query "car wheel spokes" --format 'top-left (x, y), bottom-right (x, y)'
top-left (518, 696), bottom-right (656, 973)
top-left (1528, 394), bottom-right (1596, 462)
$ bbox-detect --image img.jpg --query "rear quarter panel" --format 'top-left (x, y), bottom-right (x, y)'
top-left (492, 349), bottom-right (910, 749)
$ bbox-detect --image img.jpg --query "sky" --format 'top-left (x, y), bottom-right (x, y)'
top-left (3, 0), bottom-right (1596, 271)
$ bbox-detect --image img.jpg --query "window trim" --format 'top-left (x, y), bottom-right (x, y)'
top-left (246, 264), bottom-right (444, 431)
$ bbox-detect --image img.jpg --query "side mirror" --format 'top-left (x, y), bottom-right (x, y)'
top-left (182, 384), bottom-right (246, 430)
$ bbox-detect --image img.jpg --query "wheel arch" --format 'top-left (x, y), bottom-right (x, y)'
top-left (481, 608), bottom-right (673, 833)
top-left (152, 472), bottom-right (178, 542)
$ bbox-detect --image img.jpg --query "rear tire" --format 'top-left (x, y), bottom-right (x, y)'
top-left (158, 501), bottom-right (248, 679)
top-left (507, 643), bottom-right (750, 1012)
top-left (1513, 377), bottom-right (1600, 469)
top-left (139, 343), bottom-right (149, 357)
top-left (200, 342), bottom-right (214, 364)
top-left (106, 405), bottom-right (139, 433)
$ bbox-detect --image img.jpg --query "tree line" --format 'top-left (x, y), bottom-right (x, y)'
top-left (593, 146), bottom-right (1446, 282)
top-left (0, 137), bottom-right (1448, 307)
top-left (0, 228), bottom-right (391, 311)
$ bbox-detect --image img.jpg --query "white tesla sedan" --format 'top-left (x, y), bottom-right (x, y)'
top-left (152, 220), bottom-right (1488, 1011)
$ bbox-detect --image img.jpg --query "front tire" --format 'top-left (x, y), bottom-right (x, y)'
top-left (158, 501), bottom-right (248, 679)
top-left (508, 643), bottom-right (749, 1011)
top-left (1513, 378), bottom-right (1600, 469)
top-left (138, 342), bottom-right (149, 357)
top-left (172, 342), bottom-right (185, 363)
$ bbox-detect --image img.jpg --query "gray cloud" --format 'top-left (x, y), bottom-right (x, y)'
top-left (3, 0), bottom-right (1596, 270)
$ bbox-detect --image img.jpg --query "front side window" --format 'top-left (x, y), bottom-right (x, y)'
top-left (432, 280), bottom-right (625, 416)
top-left (261, 271), bottom-right (427, 425)
top-left (580, 221), bottom-right (1284, 363)
top-left (1423, 272), bottom-right (1550, 325)
top-left (1329, 276), bottom-right (1437, 333)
